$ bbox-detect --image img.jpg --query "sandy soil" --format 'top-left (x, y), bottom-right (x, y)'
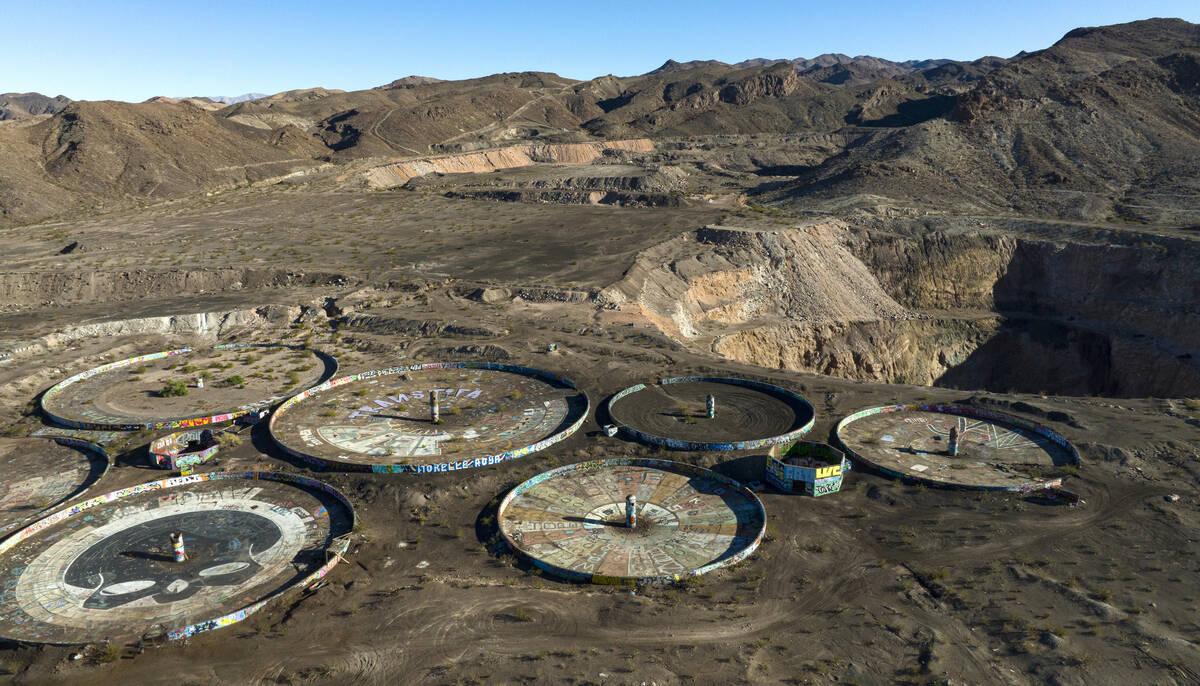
top-left (44, 346), bottom-right (328, 427)
top-left (0, 317), bottom-right (1195, 686)
top-left (609, 381), bottom-right (808, 444)
top-left (0, 160), bottom-right (1196, 685)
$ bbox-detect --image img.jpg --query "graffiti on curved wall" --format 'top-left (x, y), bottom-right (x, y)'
top-left (268, 362), bottom-right (590, 474)
top-left (0, 438), bottom-right (109, 541)
top-left (0, 470), bottom-right (354, 643)
top-left (833, 403), bottom-right (1080, 493)
top-left (148, 430), bottom-right (220, 470)
top-left (605, 377), bottom-right (815, 451)
top-left (496, 457), bottom-right (767, 584)
top-left (765, 441), bottom-right (850, 496)
top-left (40, 344), bottom-right (338, 432)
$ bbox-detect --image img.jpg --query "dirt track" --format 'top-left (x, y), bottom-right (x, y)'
top-left (1, 313), bottom-right (1196, 685)
top-left (0, 138), bottom-right (1197, 685)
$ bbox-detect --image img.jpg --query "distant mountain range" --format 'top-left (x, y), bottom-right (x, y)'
top-left (0, 18), bottom-right (1196, 227)
top-left (203, 93), bottom-right (268, 105)
top-left (648, 54), bottom-right (964, 83)
top-left (0, 92), bottom-right (71, 120)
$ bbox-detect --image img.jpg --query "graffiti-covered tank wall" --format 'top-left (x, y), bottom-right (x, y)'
top-left (766, 442), bottom-right (851, 497)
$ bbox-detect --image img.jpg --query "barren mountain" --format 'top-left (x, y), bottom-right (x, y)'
top-left (0, 19), bottom-right (1196, 228)
top-left (374, 75), bottom-right (445, 89)
top-left (1, 19), bottom-right (1199, 686)
top-left (0, 99), bottom-right (325, 225)
top-left (143, 95), bottom-right (225, 111)
top-left (761, 18), bottom-right (1200, 221)
top-left (0, 92), bottom-right (70, 120)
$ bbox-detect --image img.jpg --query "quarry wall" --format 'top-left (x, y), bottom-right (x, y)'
top-left (362, 139), bottom-right (655, 189)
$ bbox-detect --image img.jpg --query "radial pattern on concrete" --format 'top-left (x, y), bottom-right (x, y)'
top-left (0, 472), bottom-right (353, 644)
top-left (0, 438), bottom-right (108, 539)
top-left (270, 363), bottom-right (588, 473)
top-left (499, 458), bottom-right (765, 583)
top-left (836, 403), bottom-right (1079, 491)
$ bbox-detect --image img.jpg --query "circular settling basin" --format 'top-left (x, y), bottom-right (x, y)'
top-left (0, 472), bottom-right (354, 644)
top-left (606, 377), bottom-right (814, 449)
top-left (836, 404), bottom-right (1078, 491)
top-left (0, 438), bottom-right (108, 539)
top-left (41, 344), bottom-right (333, 430)
top-left (270, 363), bottom-right (588, 473)
top-left (499, 458), bottom-right (765, 583)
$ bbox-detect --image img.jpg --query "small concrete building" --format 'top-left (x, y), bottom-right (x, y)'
top-left (766, 442), bottom-right (851, 496)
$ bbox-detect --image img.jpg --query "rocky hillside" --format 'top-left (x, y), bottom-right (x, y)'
top-left (0, 99), bottom-right (326, 226)
top-left (0, 92), bottom-right (70, 120)
top-left (0, 19), bottom-right (1197, 228)
top-left (762, 19), bottom-right (1200, 221)
top-left (605, 219), bottom-right (1200, 397)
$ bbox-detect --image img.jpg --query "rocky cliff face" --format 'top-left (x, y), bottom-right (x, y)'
top-left (712, 317), bottom-right (997, 385)
top-left (601, 222), bottom-right (913, 340)
top-left (717, 65), bottom-right (805, 105)
top-left (605, 220), bottom-right (1200, 397)
top-left (361, 139), bottom-right (655, 188)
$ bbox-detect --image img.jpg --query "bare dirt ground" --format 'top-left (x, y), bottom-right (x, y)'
top-left (0, 145), bottom-right (1198, 686)
top-left (44, 346), bottom-right (327, 426)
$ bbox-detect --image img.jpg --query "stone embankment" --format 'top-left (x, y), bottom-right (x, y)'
top-left (361, 139), bottom-right (654, 188)
top-left (603, 220), bottom-right (1200, 397)
top-left (0, 268), bottom-right (348, 311)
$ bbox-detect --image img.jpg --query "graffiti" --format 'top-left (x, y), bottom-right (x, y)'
top-left (40, 344), bottom-right (337, 431)
top-left (270, 362), bottom-right (589, 473)
top-left (809, 476), bottom-right (843, 497)
top-left (0, 438), bottom-right (109, 538)
top-left (149, 430), bottom-right (220, 470)
top-left (834, 403), bottom-right (1080, 493)
top-left (765, 442), bottom-right (850, 496)
top-left (605, 377), bottom-right (814, 451)
top-left (497, 457), bottom-right (765, 584)
top-left (0, 343), bottom-right (39, 365)
top-left (0, 471), bottom-right (354, 645)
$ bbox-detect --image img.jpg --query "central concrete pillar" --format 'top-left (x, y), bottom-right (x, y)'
top-left (626, 494), bottom-right (637, 528)
top-left (170, 532), bottom-right (186, 562)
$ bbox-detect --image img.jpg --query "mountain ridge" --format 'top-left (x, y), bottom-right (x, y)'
top-left (0, 17), bottom-right (1195, 227)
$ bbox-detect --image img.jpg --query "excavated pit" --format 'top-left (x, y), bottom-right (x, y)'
top-left (602, 222), bottom-right (1200, 398)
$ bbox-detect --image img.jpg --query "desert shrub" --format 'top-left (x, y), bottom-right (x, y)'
top-left (93, 644), bottom-right (120, 664)
top-left (159, 380), bottom-right (189, 397)
top-left (216, 432), bottom-right (243, 449)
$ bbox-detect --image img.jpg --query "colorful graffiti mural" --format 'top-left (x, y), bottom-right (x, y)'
top-left (39, 344), bottom-right (337, 431)
top-left (269, 362), bottom-right (589, 473)
top-left (148, 429), bottom-right (220, 470)
top-left (497, 457), bottom-right (767, 584)
top-left (765, 442), bottom-right (851, 496)
top-left (0, 470), bottom-right (354, 645)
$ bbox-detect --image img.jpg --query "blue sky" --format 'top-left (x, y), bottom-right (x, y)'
top-left (3, 1), bottom-right (1197, 101)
